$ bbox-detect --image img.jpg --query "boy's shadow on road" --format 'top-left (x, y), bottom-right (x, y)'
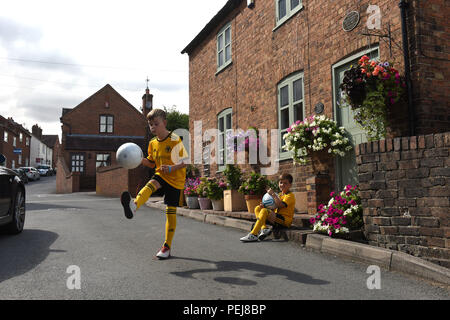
top-left (170, 256), bottom-right (329, 286)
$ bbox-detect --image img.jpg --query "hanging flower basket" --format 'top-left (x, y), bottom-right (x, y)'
top-left (339, 55), bottom-right (407, 141)
top-left (282, 115), bottom-right (353, 166)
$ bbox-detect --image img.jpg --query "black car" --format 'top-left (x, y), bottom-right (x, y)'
top-left (13, 168), bottom-right (29, 184)
top-left (0, 166), bottom-right (26, 234)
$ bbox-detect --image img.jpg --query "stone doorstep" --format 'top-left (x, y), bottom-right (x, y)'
top-left (305, 234), bottom-right (450, 286)
top-left (145, 199), bottom-right (314, 244)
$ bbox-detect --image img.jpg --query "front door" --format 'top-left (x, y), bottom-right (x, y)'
top-left (333, 48), bottom-right (379, 191)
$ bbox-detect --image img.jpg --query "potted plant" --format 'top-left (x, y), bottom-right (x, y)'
top-left (282, 115), bottom-right (353, 172)
top-left (339, 55), bottom-right (406, 140)
top-left (309, 185), bottom-right (363, 238)
top-left (184, 178), bottom-right (200, 209)
top-left (196, 178), bottom-right (212, 210)
top-left (222, 164), bottom-right (246, 212)
top-left (205, 177), bottom-right (227, 211)
top-left (238, 171), bottom-right (269, 213)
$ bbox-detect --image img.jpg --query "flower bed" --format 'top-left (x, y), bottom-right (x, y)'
top-left (310, 185), bottom-right (363, 236)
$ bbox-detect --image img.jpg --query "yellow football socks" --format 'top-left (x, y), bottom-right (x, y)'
top-left (164, 206), bottom-right (177, 248)
top-left (135, 181), bottom-right (158, 209)
top-left (251, 206), bottom-right (269, 236)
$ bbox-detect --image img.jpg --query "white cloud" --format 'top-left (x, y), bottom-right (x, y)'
top-left (0, 0), bottom-right (227, 138)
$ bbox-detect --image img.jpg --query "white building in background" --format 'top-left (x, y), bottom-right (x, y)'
top-left (30, 125), bottom-right (53, 168)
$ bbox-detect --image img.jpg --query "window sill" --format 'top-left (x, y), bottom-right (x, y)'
top-left (215, 60), bottom-right (233, 76)
top-left (272, 5), bottom-right (304, 32)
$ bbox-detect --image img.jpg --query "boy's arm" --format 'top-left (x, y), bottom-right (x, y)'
top-left (267, 188), bottom-right (287, 208)
top-left (142, 158), bottom-right (156, 168)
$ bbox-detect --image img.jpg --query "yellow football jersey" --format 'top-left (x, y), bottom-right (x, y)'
top-left (275, 192), bottom-right (296, 226)
top-left (147, 132), bottom-right (188, 190)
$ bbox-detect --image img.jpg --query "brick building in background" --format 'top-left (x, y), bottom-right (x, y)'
top-left (0, 116), bottom-right (31, 169)
top-left (41, 134), bottom-right (61, 170)
top-left (58, 84), bottom-right (151, 191)
top-left (182, 0), bottom-right (449, 266)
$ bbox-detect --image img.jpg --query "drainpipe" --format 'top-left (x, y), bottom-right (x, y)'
top-left (399, 0), bottom-right (415, 136)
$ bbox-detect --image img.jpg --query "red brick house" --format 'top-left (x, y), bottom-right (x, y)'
top-left (182, 0), bottom-right (449, 266)
top-left (0, 115), bottom-right (31, 169)
top-left (58, 84), bottom-right (151, 191)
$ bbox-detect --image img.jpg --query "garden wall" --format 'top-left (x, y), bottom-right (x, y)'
top-left (356, 132), bottom-right (450, 268)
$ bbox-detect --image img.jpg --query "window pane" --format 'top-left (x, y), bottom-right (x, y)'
top-left (100, 116), bottom-right (106, 124)
top-left (280, 129), bottom-right (287, 148)
top-left (100, 125), bottom-right (106, 132)
top-left (291, 0), bottom-right (300, 10)
top-left (294, 102), bottom-right (303, 121)
top-left (107, 124), bottom-right (113, 133)
top-left (225, 28), bottom-right (230, 45)
top-left (108, 116), bottom-right (113, 125)
top-left (225, 45), bottom-right (231, 62)
top-left (281, 108), bottom-right (290, 129)
top-left (293, 78), bottom-right (303, 102)
top-left (278, 0), bottom-right (287, 19)
top-left (218, 51), bottom-right (223, 67)
top-left (219, 117), bottom-right (224, 132)
top-left (226, 113), bottom-right (232, 129)
top-left (280, 85), bottom-right (289, 107)
top-left (218, 34), bottom-right (223, 50)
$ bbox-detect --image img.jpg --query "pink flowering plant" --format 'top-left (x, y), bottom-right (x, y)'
top-left (283, 115), bottom-right (353, 165)
top-left (184, 177), bottom-right (201, 197)
top-left (204, 177), bottom-right (227, 200)
top-left (339, 55), bottom-right (406, 140)
top-left (226, 127), bottom-right (260, 153)
top-left (310, 185), bottom-right (363, 236)
top-left (238, 171), bottom-right (269, 196)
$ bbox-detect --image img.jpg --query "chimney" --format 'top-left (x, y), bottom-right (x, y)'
top-left (32, 124), bottom-right (42, 139)
top-left (142, 87), bottom-right (153, 119)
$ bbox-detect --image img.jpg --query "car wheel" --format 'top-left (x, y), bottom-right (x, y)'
top-left (6, 189), bottom-right (26, 234)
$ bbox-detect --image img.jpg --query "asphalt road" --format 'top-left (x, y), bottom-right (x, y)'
top-left (0, 176), bottom-right (448, 300)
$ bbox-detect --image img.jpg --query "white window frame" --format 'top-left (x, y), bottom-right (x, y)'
top-left (96, 153), bottom-right (111, 168)
top-left (71, 154), bottom-right (85, 173)
top-left (217, 108), bottom-right (233, 172)
top-left (216, 23), bottom-right (232, 73)
top-left (274, 0), bottom-right (303, 30)
top-left (277, 71), bottom-right (305, 160)
top-left (4, 131), bottom-right (8, 143)
top-left (100, 115), bottom-right (114, 133)
top-left (13, 136), bottom-right (16, 147)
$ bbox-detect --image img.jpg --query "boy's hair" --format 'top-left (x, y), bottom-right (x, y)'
top-left (147, 108), bottom-right (166, 121)
top-left (279, 173), bottom-right (293, 184)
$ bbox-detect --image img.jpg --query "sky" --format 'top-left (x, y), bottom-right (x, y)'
top-left (0, 0), bottom-right (228, 139)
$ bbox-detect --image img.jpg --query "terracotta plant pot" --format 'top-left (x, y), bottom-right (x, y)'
top-left (198, 197), bottom-right (212, 210)
top-left (186, 196), bottom-right (199, 209)
top-left (244, 194), bottom-right (262, 214)
top-left (211, 199), bottom-right (224, 211)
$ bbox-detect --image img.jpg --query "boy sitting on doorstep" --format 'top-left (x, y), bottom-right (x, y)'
top-left (240, 173), bottom-right (296, 242)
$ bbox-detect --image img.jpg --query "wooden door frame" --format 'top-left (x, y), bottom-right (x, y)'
top-left (332, 47), bottom-right (379, 191)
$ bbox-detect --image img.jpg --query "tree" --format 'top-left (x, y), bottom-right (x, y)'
top-left (163, 106), bottom-right (189, 131)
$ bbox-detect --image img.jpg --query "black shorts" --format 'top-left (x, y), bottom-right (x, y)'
top-left (152, 175), bottom-right (183, 208)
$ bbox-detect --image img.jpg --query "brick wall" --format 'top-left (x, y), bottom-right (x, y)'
top-left (409, 0), bottom-right (450, 135)
top-left (357, 132), bottom-right (450, 267)
top-left (96, 165), bottom-right (150, 198)
top-left (56, 156), bottom-right (80, 193)
top-left (187, 0), bottom-right (407, 191)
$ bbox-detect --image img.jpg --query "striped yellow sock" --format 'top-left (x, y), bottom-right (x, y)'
top-left (135, 181), bottom-right (157, 209)
top-left (251, 208), bottom-right (269, 236)
top-left (164, 206), bottom-right (177, 248)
